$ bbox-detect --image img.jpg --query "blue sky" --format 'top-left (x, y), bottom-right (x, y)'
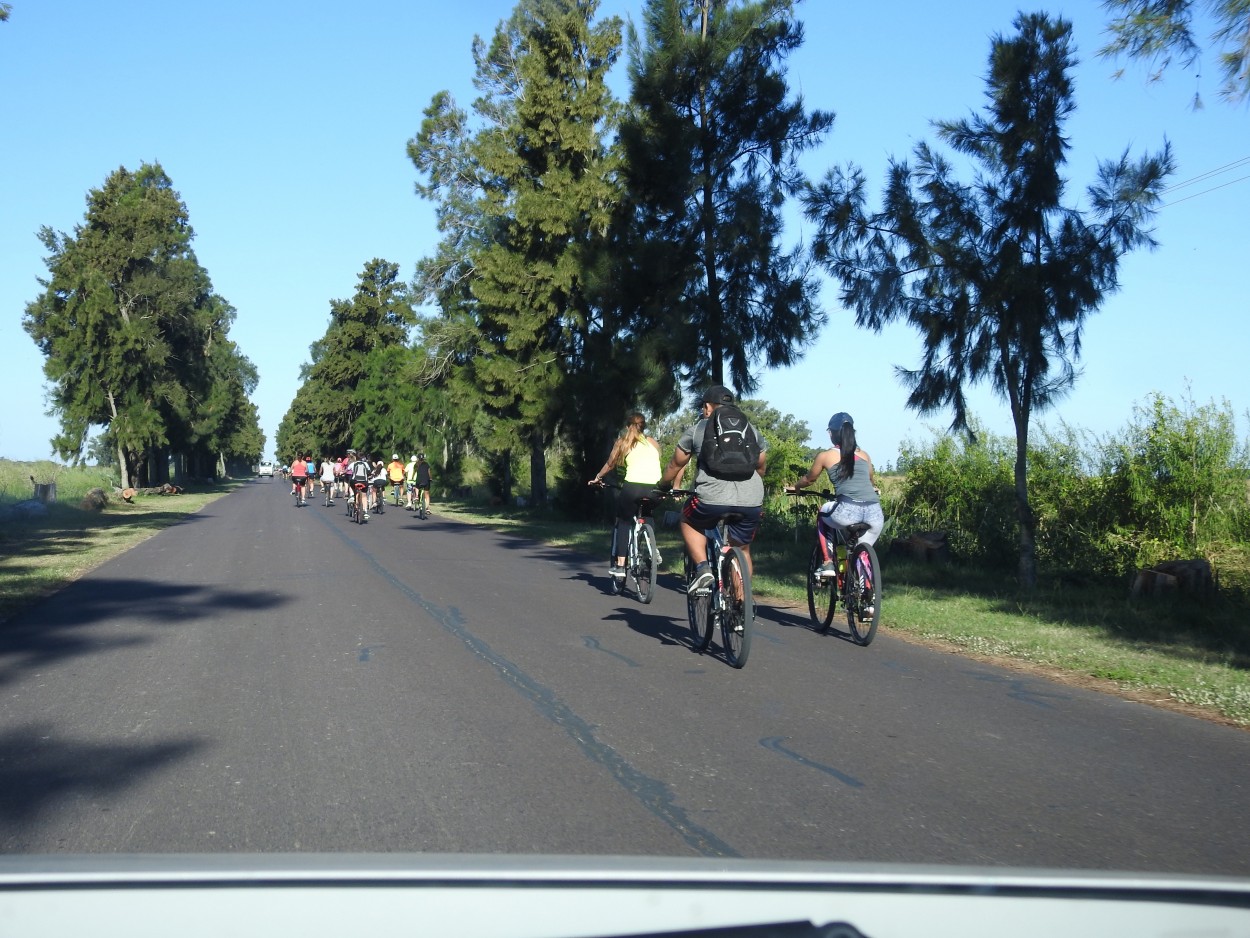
top-left (2, 1), bottom-right (1246, 467)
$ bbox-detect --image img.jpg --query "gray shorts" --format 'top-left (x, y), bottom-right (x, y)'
top-left (820, 498), bottom-right (884, 547)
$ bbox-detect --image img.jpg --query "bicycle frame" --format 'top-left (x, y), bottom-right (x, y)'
top-left (670, 488), bottom-right (752, 668)
top-left (600, 482), bottom-right (657, 604)
top-left (788, 489), bottom-right (880, 646)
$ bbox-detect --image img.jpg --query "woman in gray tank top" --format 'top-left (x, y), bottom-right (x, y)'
top-left (787, 412), bottom-right (885, 575)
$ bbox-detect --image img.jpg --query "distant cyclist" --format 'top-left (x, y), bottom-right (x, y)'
top-left (404, 453), bottom-right (419, 509)
top-left (413, 453), bottom-right (433, 516)
top-left (370, 459), bottom-right (388, 512)
top-left (589, 413), bottom-right (662, 580)
top-left (319, 455), bottom-right (336, 504)
top-left (289, 453), bottom-right (309, 505)
top-left (387, 453), bottom-right (406, 504)
top-left (347, 449), bottom-right (371, 520)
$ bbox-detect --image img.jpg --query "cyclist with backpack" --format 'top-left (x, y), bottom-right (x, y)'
top-left (347, 449), bottom-right (372, 521)
top-left (656, 385), bottom-right (768, 592)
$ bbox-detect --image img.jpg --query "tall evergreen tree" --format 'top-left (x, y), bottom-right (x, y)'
top-left (278, 258), bottom-right (413, 458)
top-left (409, 0), bottom-right (624, 504)
top-left (803, 13), bottom-right (1174, 588)
top-left (22, 163), bottom-right (257, 487)
top-left (620, 0), bottom-right (833, 393)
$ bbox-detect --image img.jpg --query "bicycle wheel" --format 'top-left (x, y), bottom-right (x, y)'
top-left (806, 543), bottom-right (837, 632)
top-left (684, 554), bottom-right (713, 651)
top-left (720, 547), bottom-right (753, 668)
top-left (633, 522), bottom-right (656, 605)
top-left (846, 542), bottom-right (881, 646)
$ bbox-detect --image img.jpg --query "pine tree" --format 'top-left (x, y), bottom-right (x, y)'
top-left (620, 0), bottom-right (833, 393)
top-left (278, 258), bottom-right (413, 458)
top-left (23, 163), bottom-right (259, 487)
top-left (803, 13), bottom-right (1174, 588)
top-left (410, 0), bottom-right (624, 504)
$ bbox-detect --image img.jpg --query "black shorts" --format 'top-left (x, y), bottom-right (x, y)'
top-left (682, 496), bottom-right (763, 545)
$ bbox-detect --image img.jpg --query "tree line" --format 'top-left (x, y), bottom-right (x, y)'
top-left (23, 164), bottom-right (264, 489)
top-left (22, 0), bottom-right (1231, 588)
top-left (277, 1), bottom-right (1178, 590)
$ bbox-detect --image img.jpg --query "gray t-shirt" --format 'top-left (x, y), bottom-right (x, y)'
top-left (676, 415), bottom-right (768, 507)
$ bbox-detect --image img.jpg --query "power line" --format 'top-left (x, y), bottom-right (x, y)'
top-left (1162, 155), bottom-right (1250, 194)
top-left (1164, 172), bottom-right (1250, 206)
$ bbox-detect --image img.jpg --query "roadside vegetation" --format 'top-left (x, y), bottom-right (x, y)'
top-left (0, 459), bottom-right (234, 623)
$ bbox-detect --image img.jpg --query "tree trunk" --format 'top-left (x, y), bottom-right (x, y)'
top-left (529, 434), bottom-right (547, 506)
top-left (107, 389), bottom-right (130, 489)
top-left (1013, 420), bottom-right (1037, 589)
top-left (116, 440), bottom-right (130, 490)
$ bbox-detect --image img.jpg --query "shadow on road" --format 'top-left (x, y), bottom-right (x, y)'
top-left (0, 723), bottom-right (205, 840)
top-left (0, 578), bottom-right (290, 685)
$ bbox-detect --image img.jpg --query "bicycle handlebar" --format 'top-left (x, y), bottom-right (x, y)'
top-left (785, 487), bottom-right (835, 499)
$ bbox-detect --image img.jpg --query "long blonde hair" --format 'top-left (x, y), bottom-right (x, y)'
top-left (607, 413), bottom-right (647, 469)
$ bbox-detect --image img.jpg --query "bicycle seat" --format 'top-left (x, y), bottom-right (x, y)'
top-left (845, 522), bottom-right (871, 540)
top-left (716, 511), bottom-right (746, 524)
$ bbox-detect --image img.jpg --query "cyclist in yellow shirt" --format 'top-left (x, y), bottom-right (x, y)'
top-left (386, 453), bottom-right (406, 507)
top-left (589, 413), bottom-right (662, 580)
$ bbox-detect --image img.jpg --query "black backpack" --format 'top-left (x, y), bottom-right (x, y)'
top-left (700, 404), bottom-right (761, 481)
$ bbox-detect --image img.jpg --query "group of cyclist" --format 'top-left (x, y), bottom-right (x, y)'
top-left (590, 384), bottom-right (882, 597)
top-left (281, 450), bottom-right (433, 521)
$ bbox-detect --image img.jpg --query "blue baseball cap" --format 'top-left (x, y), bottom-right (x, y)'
top-left (827, 412), bottom-right (853, 432)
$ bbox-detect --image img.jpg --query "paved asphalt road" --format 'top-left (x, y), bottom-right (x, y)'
top-left (1, 479), bottom-right (1246, 874)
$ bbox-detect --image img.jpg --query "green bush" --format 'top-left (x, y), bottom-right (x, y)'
top-left (892, 428), bottom-right (1017, 566)
top-left (889, 394), bottom-right (1250, 586)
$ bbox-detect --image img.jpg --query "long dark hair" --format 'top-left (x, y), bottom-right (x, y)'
top-left (835, 423), bottom-right (857, 482)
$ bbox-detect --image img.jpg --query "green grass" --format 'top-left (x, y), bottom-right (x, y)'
top-left (0, 459), bottom-right (236, 623)
top-left (436, 496), bottom-right (1250, 728)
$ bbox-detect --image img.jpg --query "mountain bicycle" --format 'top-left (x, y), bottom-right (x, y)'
top-left (670, 489), bottom-right (752, 669)
top-left (392, 480), bottom-right (405, 508)
top-left (323, 480), bottom-right (335, 508)
top-left (292, 477), bottom-right (307, 508)
top-left (595, 482), bottom-right (659, 604)
top-left (786, 489), bottom-right (880, 646)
